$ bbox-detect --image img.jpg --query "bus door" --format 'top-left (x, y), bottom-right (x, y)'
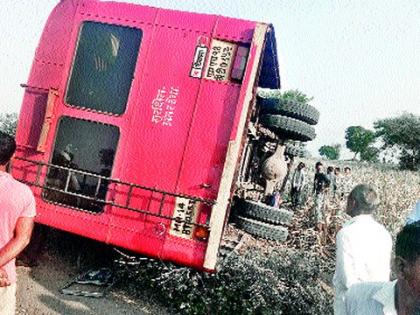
top-left (43, 21), bottom-right (142, 215)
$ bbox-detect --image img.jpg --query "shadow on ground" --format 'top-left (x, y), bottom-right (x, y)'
top-left (16, 225), bottom-right (170, 315)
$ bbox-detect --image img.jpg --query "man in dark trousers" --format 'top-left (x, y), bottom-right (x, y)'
top-left (313, 162), bottom-right (331, 233)
top-left (327, 166), bottom-right (337, 200)
top-left (0, 132), bottom-right (36, 314)
top-left (290, 162), bottom-right (307, 209)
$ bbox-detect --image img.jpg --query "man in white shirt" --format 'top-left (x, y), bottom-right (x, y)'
top-left (345, 222), bottom-right (420, 315)
top-left (333, 184), bottom-right (393, 315)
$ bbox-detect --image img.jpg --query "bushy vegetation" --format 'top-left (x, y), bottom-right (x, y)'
top-left (0, 112), bottom-right (17, 136)
top-left (319, 144), bottom-right (341, 160)
top-left (115, 160), bottom-right (419, 315)
top-left (374, 113), bottom-right (420, 171)
top-left (116, 247), bottom-right (333, 315)
top-left (339, 113), bottom-right (420, 169)
top-left (345, 126), bottom-right (376, 160)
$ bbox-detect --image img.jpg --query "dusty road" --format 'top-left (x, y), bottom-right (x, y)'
top-left (14, 230), bottom-right (170, 315)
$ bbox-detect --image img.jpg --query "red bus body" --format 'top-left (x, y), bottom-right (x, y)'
top-left (12, 0), bottom-right (280, 271)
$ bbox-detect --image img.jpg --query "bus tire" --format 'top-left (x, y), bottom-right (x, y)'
top-left (259, 99), bottom-right (319, 125)
top-left (235, 215), bottom-right (289, 242)
top-left (235, 199), bottom-right (293, 225)
top-left (260, 114), bottom-right (316, 142)
top-left (256, 88), bottom-right (282, 102)
top-left (285, 144), bottom-right (306, 158)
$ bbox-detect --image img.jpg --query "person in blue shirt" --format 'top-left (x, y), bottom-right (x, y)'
top-left (406, 200), bottom-right (420, 225)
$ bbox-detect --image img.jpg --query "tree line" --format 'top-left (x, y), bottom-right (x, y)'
top-left (319, 113), bottom-right (420, 171)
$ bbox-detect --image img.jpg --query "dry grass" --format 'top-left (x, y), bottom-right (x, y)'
top-left (116, 161), bottom-right (420, 315)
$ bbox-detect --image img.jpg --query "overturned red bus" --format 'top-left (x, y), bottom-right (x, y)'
top-left (12, 0), bottom-right (284, 271)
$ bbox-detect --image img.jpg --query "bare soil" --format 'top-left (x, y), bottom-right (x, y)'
top-left (15, 228), bottom-right (169, 315)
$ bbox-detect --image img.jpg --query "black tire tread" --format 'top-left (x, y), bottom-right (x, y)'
top-left (257, 89), bottom-right (320, 125)
top-left (285, 145), bottom-right (306, 157)
top-left (236, 199), bottom-right (293, 225)
top-left (260, 114), bottom-right (316, 142)
top-left (235, 215), bottom-right (289, 242)
top-left (259, 99), bottom-right (319, 125)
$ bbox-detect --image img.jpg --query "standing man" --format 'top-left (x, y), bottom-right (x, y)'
top-left (0, 132), bottom-right (36, 314)
top-left (333, 184), bottom-right (392, 315)
top-left (313, 162), bottom-right (331, 232)
top-left (345, 222), bottom-right (420, 315)
top-left (290, 162), bottom-right (306, 209)
top-left (334, 167), bottom-right (343, 214)
top-left (340, 167), bottom-right (353, 200)
top-left (326, 166), bottom-right (337, 202)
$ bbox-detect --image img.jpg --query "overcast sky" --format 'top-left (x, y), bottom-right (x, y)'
top-left (0, 1), bottom-right (419, 158)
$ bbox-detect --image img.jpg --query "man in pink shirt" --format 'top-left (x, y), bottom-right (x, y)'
top-left (0, 131), bottom-right (36, 314)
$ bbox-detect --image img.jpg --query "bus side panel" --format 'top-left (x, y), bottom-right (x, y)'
top-left (214, 17), bottom-right (255, 43)
top-left (79, 0), bottom-right (157, 24)
top-left (13, 0), bottom-right (269, 271)
top-left (161, 234), bottom-right (207, 269)
top-left (158, 84), bottom-right (241, 269)
top-left (155, 6), bottom-right (217, 32)
top-left (16, 1), bottom-right (78, 150)
top-left (108, 12), bottom-right (222, 268)
top-left (119, 28), bottom-right (203, 192)
top-left (35, 203), bottom-right (111, 244)
top-left (175, 82), bottom-right (241, 201)
top-left (15, 92), bottom-right (48, 150)
top-left (34, 1), bottom-right (77, 66)
top-left (107, 17), bottom-right (217, 259)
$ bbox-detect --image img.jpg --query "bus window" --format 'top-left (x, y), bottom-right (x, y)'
top-left (44, 117), bottom-right (119, 212)
top-left (66, 22), bottom-right (142, 115)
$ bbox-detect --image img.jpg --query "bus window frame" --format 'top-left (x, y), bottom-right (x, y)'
top-left (64, 21), bottom-right (143, 116)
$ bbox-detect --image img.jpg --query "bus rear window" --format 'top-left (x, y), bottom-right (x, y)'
top-left (43, 117), bottom-right (119, 212)
top-left (66, 21), bottom-right (142, 115)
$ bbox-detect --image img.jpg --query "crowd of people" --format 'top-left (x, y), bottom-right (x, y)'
top-left (289, 161), bottom-right (354, 226)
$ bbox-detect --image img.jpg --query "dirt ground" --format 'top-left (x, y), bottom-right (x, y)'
top-left (14, 229), bottom-right (170, 315)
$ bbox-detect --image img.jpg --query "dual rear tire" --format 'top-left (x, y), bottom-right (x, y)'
top-left (257, 89), bottom-right (319, 142)
top-left (233, 199), bottom-right (293, 242)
